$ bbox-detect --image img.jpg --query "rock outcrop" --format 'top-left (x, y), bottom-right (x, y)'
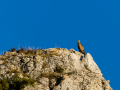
top-left (0, 48), bottom-right (112, 90)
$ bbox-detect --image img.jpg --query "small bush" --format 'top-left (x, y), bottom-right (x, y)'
top-left (21, 77), bottom-right (35, 88)
top-left (23, 73), bottom-right (30, 78)
top-left (35, 49), bottom-right (43, 55)
top-left (25, 50), bottom-right (35, 55)
top-left (8, 47), bottom-right (16, 52)
top-left (55, 66), bottom-right (64, 73)
top-left (0, 78), bottom-right (9, 90)
top-left (39, 72), bottom-right (59, 79)
top-left (0, 73), bottom-right (35, 90)
top-left (16, 46), bottom-right (36, 55)
top-left (17, 46), bottom-right (26, 54)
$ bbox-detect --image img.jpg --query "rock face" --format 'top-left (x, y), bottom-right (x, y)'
top-left (0, 48), bottom-right (112, 90)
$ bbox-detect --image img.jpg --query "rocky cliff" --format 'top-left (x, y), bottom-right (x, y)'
top-left (0, 48), bottom-right (112, 90)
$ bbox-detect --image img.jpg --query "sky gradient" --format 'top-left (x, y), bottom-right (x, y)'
top-left (0, 0), bottom-right (120, 89)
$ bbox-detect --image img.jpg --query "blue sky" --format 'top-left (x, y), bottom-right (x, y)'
top-left (0, 0), bottom-right (120, 89)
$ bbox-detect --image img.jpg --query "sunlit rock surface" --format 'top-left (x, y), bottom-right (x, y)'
top-left (0, 48), bottom-right (112, 90)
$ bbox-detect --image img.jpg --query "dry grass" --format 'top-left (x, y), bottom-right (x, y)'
top-left (39, 72), bottom-right (61, 80)
top-left (6, 69), bottom-right (20, 74)
top-left (25, 50), bottom-right (35, 55)
top-left (6, 46), bottom-right (60, 58)
top-left (40, 51), bottom-right (60, 58)
top-left (66, 71), bottom-right (76, 75)
top-left (42, 62), bottom-right (48, 69)
top-left (0, 55), bottom-right (8, 60)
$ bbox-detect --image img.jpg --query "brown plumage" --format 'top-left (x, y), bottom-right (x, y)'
top-left (78, 40), bottom-right (85, 56)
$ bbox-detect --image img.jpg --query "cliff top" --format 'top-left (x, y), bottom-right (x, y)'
top-left (0, 48), bottom-right (112, 90)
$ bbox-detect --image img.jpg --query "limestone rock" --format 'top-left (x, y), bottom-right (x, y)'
top-left (0, 48), bottom-right (112, 90)
top-left (83, 53), bottom-right (102, 74)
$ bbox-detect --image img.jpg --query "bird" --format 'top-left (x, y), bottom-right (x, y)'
top-left (77, 40), bottom-right (85, 56)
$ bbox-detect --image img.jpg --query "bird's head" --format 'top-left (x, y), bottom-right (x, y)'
top-left (77, 40), bottom-right (80, 42)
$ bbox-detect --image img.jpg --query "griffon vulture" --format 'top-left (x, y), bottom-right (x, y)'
top-left (78, 40), bottom-right (85, 56)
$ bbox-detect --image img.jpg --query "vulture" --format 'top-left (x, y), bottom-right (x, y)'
top-left (78, 40), bottom-right (85, 56)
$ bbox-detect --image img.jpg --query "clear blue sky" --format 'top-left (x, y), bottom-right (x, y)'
top-left (0, 0), bottom-right (120, 89)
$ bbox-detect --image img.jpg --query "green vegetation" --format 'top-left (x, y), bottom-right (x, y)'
top-left (0, 73), bottom-right (35, 90)
top-left (0, 78), bottom-right (9, 90)
top-left (39, 65), bottom-right (64, 79)
top-left (1, 46), bottom-right (63, 89)
top-left (23, 73), bottom-right (30, 78)
top-left (40, 72), bottom-right (55, 80)
top-left (38, 65), bottom-right (64, 85)
top-left (38, 72), bottom-right (61, 86)
top-left (8, 47), bottom-right (16, 52)
top-left (17, 46), bottom-right (26, 54)
top-left (7, 46), bottom-right (60, 58)
top-left (55, 65), bottom-right (64, 73)
top-left (66, 71), bottom-right (76, 75)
